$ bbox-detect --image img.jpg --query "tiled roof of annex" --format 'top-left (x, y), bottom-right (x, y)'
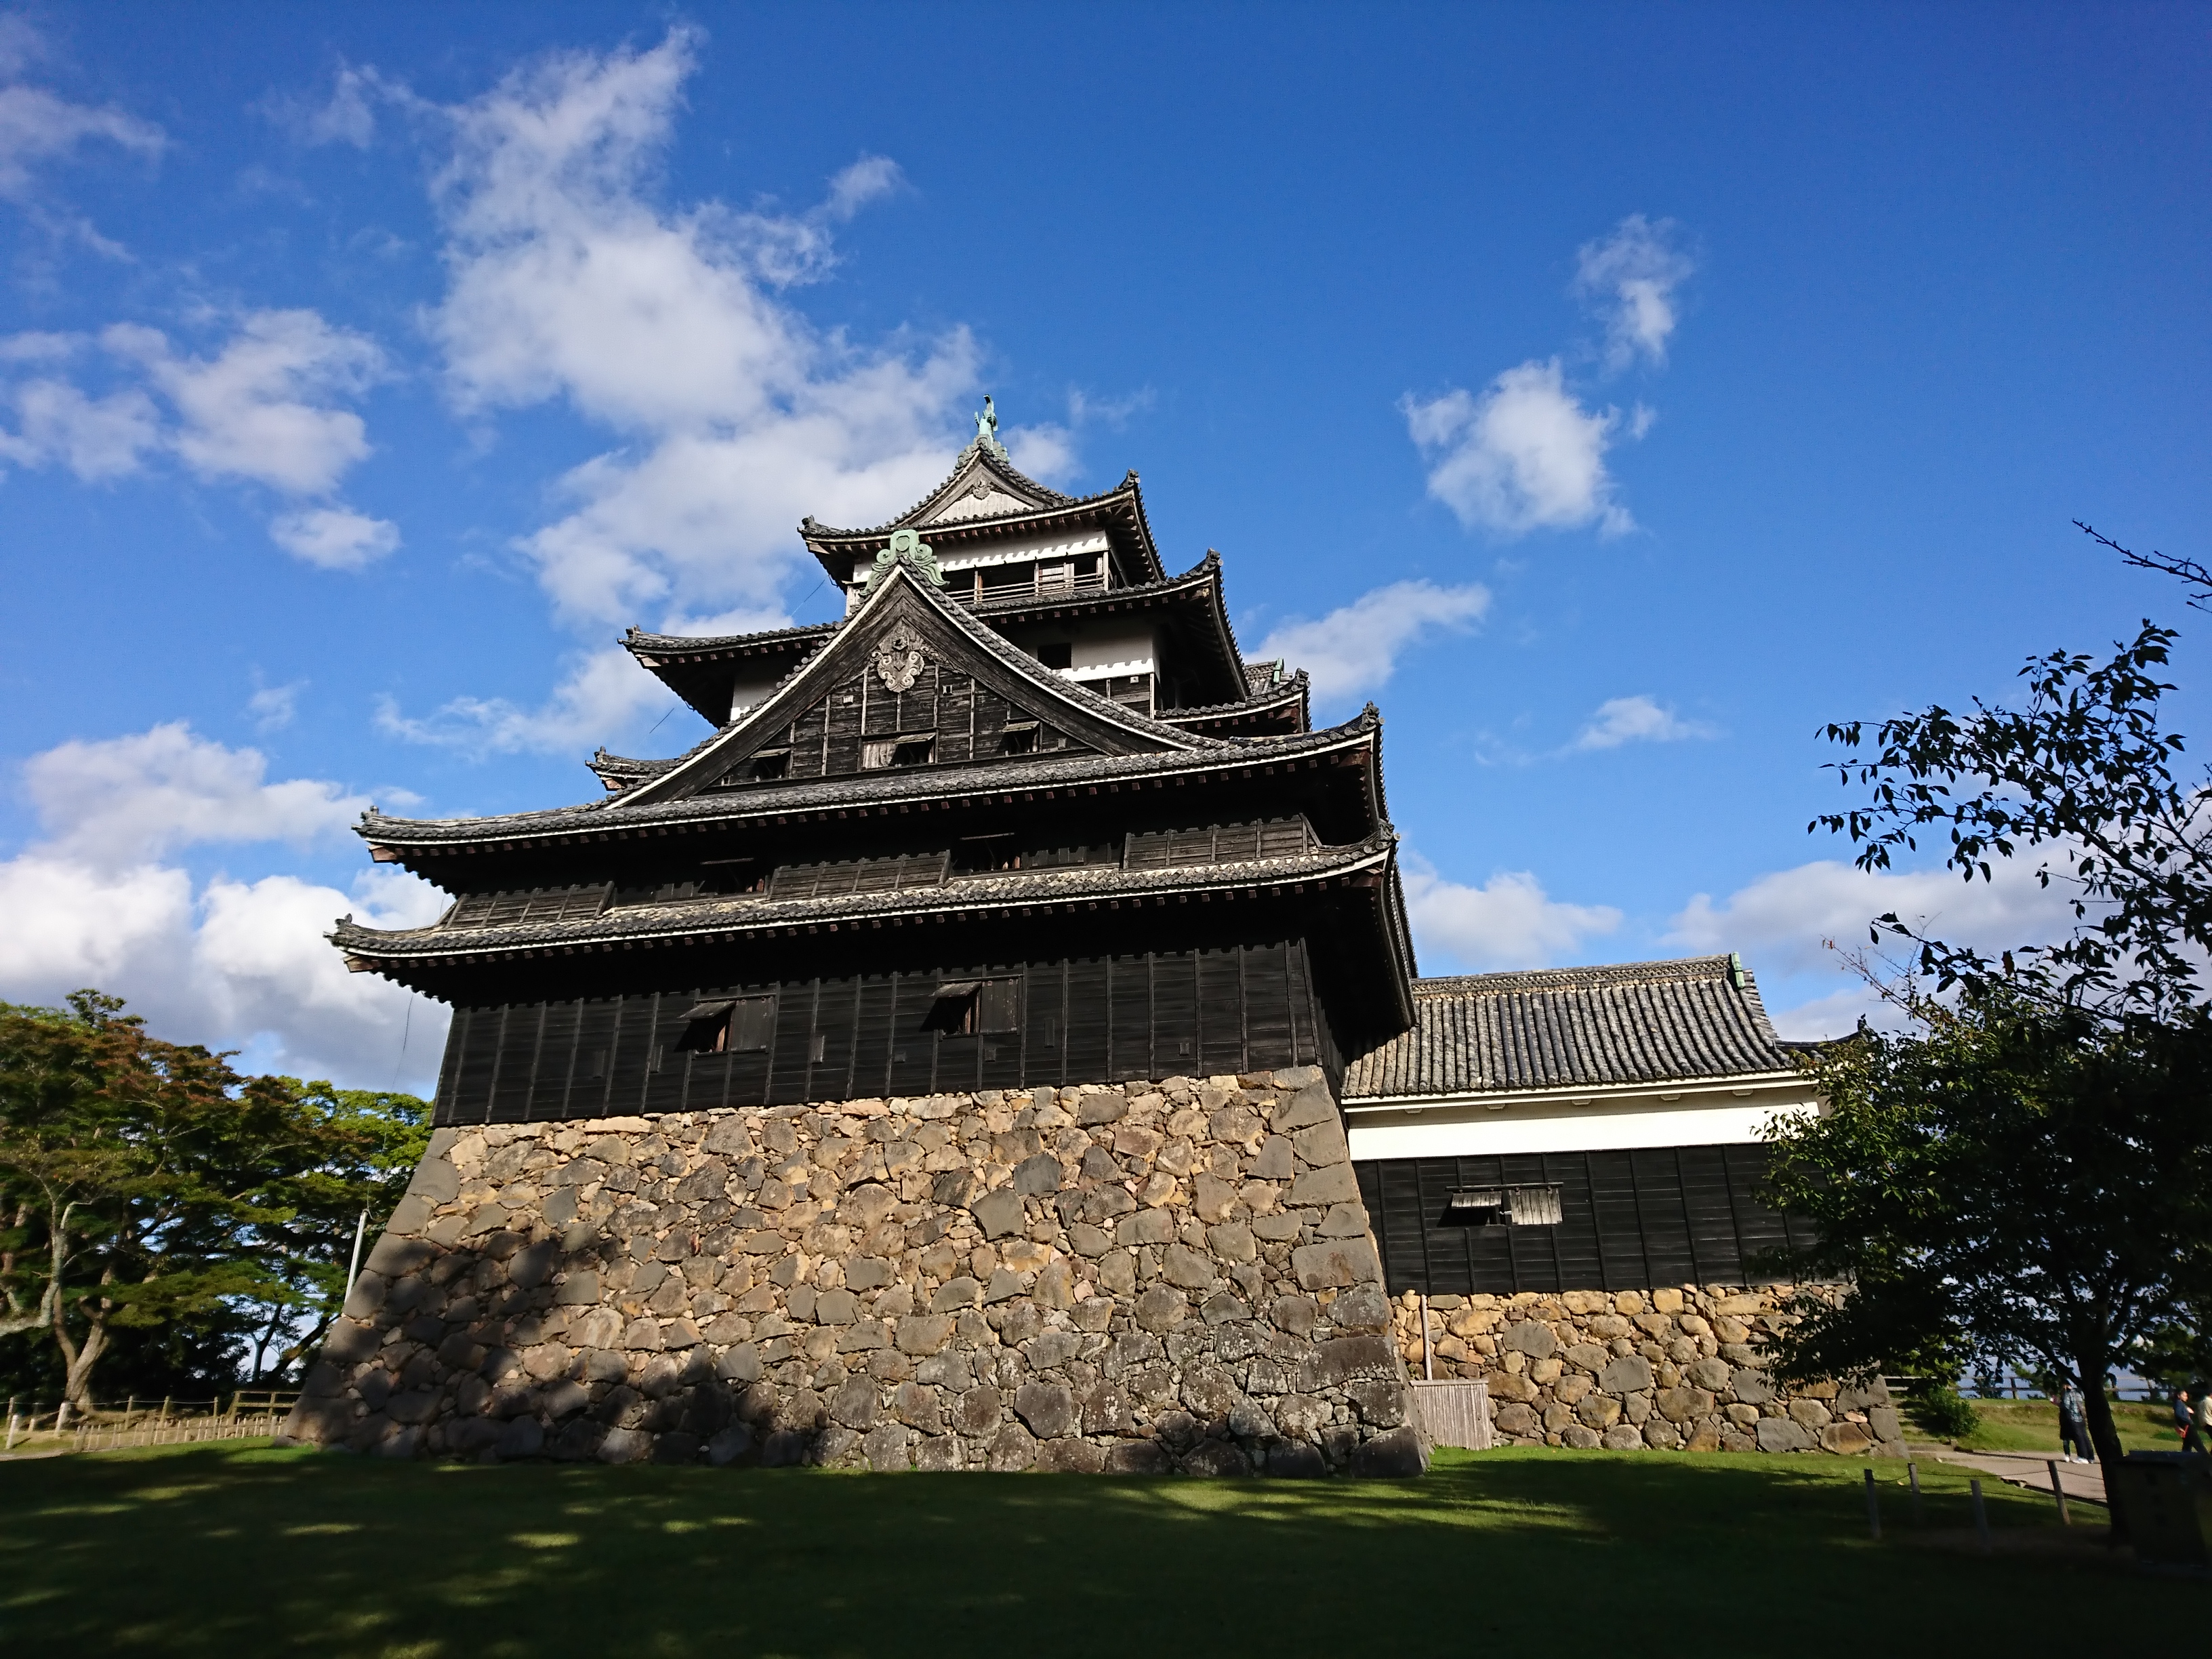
top-left (1341, 956), bottom-right (1799, 1101)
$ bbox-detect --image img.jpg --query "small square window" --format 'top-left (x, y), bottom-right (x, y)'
top-left (750, 751), bottom-right (788, 781)
top-left (1002, 724), bottom-right (1038, 756)
top-left (891, 737), bottom-right (934, 767)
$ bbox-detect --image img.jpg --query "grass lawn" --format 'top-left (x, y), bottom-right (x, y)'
top-left (1913, 1397), bottom-right (2182, 1456)
top-left (0, 1441), bottom-right (2194, 1657)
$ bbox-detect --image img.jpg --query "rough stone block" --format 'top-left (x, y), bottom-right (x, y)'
top-left (1656, 1387), bottom-right (1715, 1424)
top-left (1291, 1118), bottom-right (1350, 1168)
top-left (986, 1422), bottom-right (1037, 1471)
top-left (1561, 1425), bottom-right (1601, 1449)
top-left (1297, 1334), bottom-right (1395, 1390)
top-left (1600, 1353), bottom-right (1654, 1393)
top-left (1290, 1236), bottom-right (1379, 1290)
top-left (1286, 1164), bottom-right (1360, 1208)
top-left (1350, 1425), bottom-right (1429, 1477)
top-left (1264, 1441), bottom-right (1328, 1477)
top-left (1075, 1091), bottom-right (1126, 1127)
top-left (1273, 1086), bottom-right (1337, 1134)
top-left (1732, 1366), bottom-right (1776, 1404)
top-left (1012, 1153), bottom-right (1063, 1196)
top-left (1756, 1416), bottom-right (1813, 1452)
top-left (1494, 1402), bottom-right (1538, 1437)
top-left (970, 1188), bottom-right (1025, 1240)
top-left (1134, 1286), bottom-right (1186, 1333)
top-left (1599, 1425), bottom-right (1644, 1451)
top-left (1502, 1321), bottom-right (1560, 1360)
top-left (1105, 1439), bottom-right (1173, 1475)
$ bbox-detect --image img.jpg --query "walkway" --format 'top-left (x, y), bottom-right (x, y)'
top-left (1910, 1443), bottom-right (2108, 1507)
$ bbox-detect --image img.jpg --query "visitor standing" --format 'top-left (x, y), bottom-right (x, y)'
top-left (2057, 1383), bottom-right (2094, 1462)
top-left (2177, 1388), bottom-right (2194, 1446)
top-left (2188, 1385), bottom-right (2212, 1455)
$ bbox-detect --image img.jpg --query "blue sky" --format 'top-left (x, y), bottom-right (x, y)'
top-left (1, 3), bottom-right (2207, 1094)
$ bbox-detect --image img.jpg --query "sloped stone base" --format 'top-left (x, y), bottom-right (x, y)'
top-left (1394, 1288), bottom-right (1904, 1455)
top-left (289, 1068), bottom-right (1426, 1476)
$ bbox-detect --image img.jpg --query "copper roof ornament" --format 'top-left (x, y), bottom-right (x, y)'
top-left (972, 394), bottom-right (1008, 460)
top-left (859, 526), bottom-right (947, 590)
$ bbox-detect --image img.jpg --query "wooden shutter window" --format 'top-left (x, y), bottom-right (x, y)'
top-left (977, 979), bottom-right (1020, 1033)
top-left (728, 997), bottom-right (775, 1053)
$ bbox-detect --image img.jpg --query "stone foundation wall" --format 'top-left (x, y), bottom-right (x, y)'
top-left (289, 1067), bottom-right (1427, 1476)
top-left (1390, 1287), bottom-right (1903, 1456)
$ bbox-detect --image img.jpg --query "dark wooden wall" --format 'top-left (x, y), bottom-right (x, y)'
top-left (432, 939), bottom-right (1340, 1126)
top-left (733, 662), bottom-right (1082, 785)
top-left (1353, 1145), bottom-right (1816, 1295)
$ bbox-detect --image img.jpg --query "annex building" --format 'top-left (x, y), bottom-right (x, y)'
top-left (290, 417), bottom-right (1899, 1471)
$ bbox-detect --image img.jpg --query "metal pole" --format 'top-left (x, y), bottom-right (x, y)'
top-left (343, 1203), bottom-right (371, 1309)
top-left (1419, 1292), bottom-right (1433, 1382)
top-left (1863, 1468), bottom-right (1881, 1540)
top-left (1969, 1477), bottom-right (1991, 1553)
top-left (2047, 1458), bottom-right (2070, 1525)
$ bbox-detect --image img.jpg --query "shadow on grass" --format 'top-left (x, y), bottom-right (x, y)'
top-left (0, 1444), bottom-right (2192, 1657)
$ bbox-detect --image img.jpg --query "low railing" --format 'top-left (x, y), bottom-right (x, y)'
top-left (3, 1391), bottom-right (300, 1456)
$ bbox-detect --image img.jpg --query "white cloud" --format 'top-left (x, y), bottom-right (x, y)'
top-left (247, 680), bottom-right (305, 732)
top-left (1404, 360), bottom-right (1632, 537)
top-left (1404, 861), bottom-right (1622, 972)
top-left (1574, 213), bottom-right (1695, 371)
top-left (422, 29), bottom-right (986, 629)
top-left (270, 505), bottom-right (400, 569)
top-left (105, 310), bottom-right (385, 495)
top-left (0, 375), bottom-right (159, 478)
top-left (22, 721), bottom-right (370, 867)
top-left (0, 76), bottom-right (163, 202)
top-left (0, 726), bottom-right (447, 1090)
top-left (1, 312), bottom-right (396, 567)
top-left (1572, 694), bottom-right (1719, 751)
top-left (1254, 579), bottom-right (1491, 708)
top-left (1668, 857), bottom-right (2082, 981)
top-left (377, 643), bottom-right (686, 757)
top-left (284, 64), bottom-right (396, 149)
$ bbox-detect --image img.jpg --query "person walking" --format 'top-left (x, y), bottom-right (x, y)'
top-left (2188, 1385), bottom-right (2212, 1455)
top-left (2057, 1382), bottom-right (2095, 1463)
top-left (2177, 1387), bottom-right (2194, 1446)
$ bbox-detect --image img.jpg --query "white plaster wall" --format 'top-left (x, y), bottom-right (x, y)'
top-left (1345, 1081), bottom-right (1823, 1160)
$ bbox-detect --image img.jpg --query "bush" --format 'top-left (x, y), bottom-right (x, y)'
top-left (1908, 1382), bottom-right (1982, 1441)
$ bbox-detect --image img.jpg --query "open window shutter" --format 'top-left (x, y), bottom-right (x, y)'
top-left (977, 979), bottom-right (1020, 1033)
top-left (729, 996), bottom-right (776, 1052)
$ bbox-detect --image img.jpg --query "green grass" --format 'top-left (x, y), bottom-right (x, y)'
top-left (1920, 1397), bottom-right (2181, 1455)
top-left (0, 1441), bottom-right (2191, 1656)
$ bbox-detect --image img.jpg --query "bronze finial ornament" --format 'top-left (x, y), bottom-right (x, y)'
top-left (972, 394), bottom-right (1008, 459)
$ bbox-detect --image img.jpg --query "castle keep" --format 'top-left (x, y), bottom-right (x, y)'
top-left (292, 420), bottom-right (1893, 1470)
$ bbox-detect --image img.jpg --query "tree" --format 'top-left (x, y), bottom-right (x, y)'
top-left (0, 992), bottom-right (427, 1412)
top-left (1764, 982), bottom-right (2212, 1473)
top-left (1765, 526), bottom-right (2212, 1507)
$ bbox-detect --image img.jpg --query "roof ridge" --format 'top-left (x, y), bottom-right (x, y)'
top-left (802, 442), bottom-right (1084, 539)
top-left (1409, 956), bottom-right (1739, 996)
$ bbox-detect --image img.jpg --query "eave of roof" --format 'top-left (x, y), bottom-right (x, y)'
top-left (1160, 671), bottom-right (1311, 732)
top-left (335, 834), bottom-right (1401, 966)
top-left (360, 709), bottom-right (1387, 855)
top-left (808, 441), bottom-right (1078, 539)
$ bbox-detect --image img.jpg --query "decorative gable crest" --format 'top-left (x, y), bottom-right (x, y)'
top-left (874, 626), bottom-right (926, 693)
top-left (859, 527), bottom-right (947, 590)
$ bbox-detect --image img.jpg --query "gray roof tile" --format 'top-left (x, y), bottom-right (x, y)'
top-left (1342, 956), bottom-right (1795, 1099)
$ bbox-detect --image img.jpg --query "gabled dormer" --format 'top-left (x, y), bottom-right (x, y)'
top-left (610, 552), bottom-right (1217, 810)
top-left (802, 437), bottom-right (1168, 607)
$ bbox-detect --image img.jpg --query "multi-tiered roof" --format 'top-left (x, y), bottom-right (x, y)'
top-left (333, 434), bottom-right (1414, 1050)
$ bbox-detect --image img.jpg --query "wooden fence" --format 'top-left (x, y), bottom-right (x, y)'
top-left (1411, 1378), bottom-right (1494, 1450)
top-left (3, 1391), bottom-right (298, 1456)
